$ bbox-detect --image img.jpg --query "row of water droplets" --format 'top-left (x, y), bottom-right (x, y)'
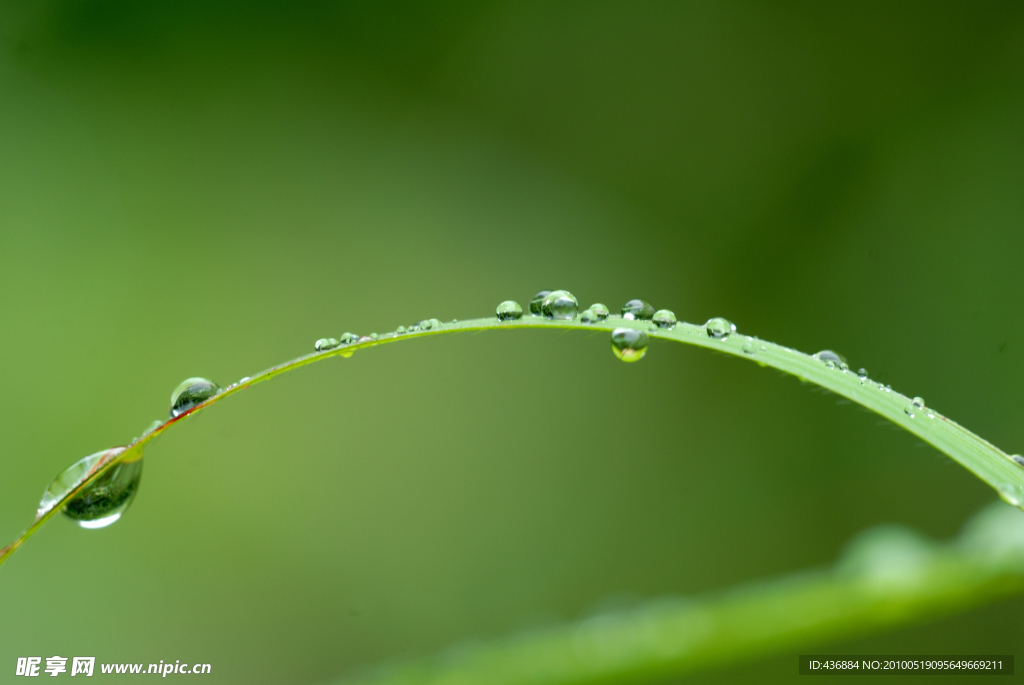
top-left (36, 288), bottom-right (1024, 532)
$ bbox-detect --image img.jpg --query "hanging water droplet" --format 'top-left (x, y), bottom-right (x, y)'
top-left (541, 290), bottom-right (579, 320)
top-left (496, 300), bottom-right (523, 321)
top-left (742, 340), bottom-right (756, 355)
top-left (621, 299), bottom-right (655, 320)
top-left (340, 332), bottom-right (359, 344)
top-left (652, 309), bottom-right (677, 329)
top-left (587, 303), bottom-right (610, 320)
top-left (1013, 455), bottom-right (1024, 469)
top-left (37, 447), bottom-right (126, 520)
top-left (169, 378), bottom-right (221, 418)
top-left (37, 447), bottom-right (144, 528)
top-left (705, 317), bottom-right (736, 339)
top-left (610, 328), bottom-right (648, 362)
top-left (580, 309), bottom-right (600, 324)
top-left (64, 453), bottom-right (144, 529)
top-left (315, 337), bottom-right (340, 352)
top-left (529, 290), bottom-right (551, 316)
top-left (998, 483), bottom-right (1024, 507)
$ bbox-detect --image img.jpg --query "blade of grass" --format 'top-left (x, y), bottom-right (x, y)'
top-left (328, 502), bottom-right (1024, 685)
top-left (3, 313), bottom-right (1023, 567)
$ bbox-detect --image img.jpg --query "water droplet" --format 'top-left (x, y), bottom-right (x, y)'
top-left (814, 350), bottom-right (847, 365)
top-left (37, 447), bottom-right (143, 528)
top-left (529, 290), bottom-right (551, 316)
top-left (587, 303), bottom-right (609, 320)
top-left (621, 299), bottom-right (655, 320)
top-left (37, 447), bottom-right (125, 520)
top-left (315, 337), bottom-right (339, 351)
top-left (396, 326), bottom-right (407, 334)
top-left (705, 317), bottom-right (736, 339)
top-left (496, 300), bottom-right (523, 321)
top-left (369, 333), bottom-right (378, 340)
top-left (541, 290), bottom-right (579, 320)
top-left (358, 336), bottom-right (372, 343)
top-left (998, 483), bottom-right (1024, 507)
top-left (340, 332), bottom-right (359, 344)
top-left (170, 378), bottom-right (221, 418)
top-left (610, 328), bottom-right (648, 362)
top-left (140, 419), bottom-right (163, 438)
top-left (742, 340), bottom-right (756, 355)
top-left (1013, 455), bottom-right (1024, 469)
top-left (912, 397), bottom-right (925, 409)
top-left (858, 368), bottom-right (868, 380)
top-left (652, 309), bottom-right (677, 329)
top-left (64, 454), bottom-right (144, 529)
top-left (580, 309), bottom-right (601, 324)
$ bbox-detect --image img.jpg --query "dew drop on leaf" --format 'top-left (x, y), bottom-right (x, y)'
top-left (611, 328), bottom-right (648, 362)
top-left (37, 447), bottom-right (143, 528)
top-left (621, 299), bottom-right (655, 321)
top-left (315, 338), bottom-right (339, 352)
top-left (496, 300), bottom-right (523, 321)
top-left (170, 378), bottom-right (221, 418)
top-left (541, 290), bottom-right (578, 320)
top-left (705, 317), bottom-right (736, 340)
top-left (998, 483), bottom-right (1023, 507)
top-left (1013, 455), bottom-right (1024, 469)
top-left (814, 350), bottom-right (847, 366)
top-left (587, 303), bottom-right (609, 320)
top-left (652, 309), bottom-right (677, 329)
top-left (529, 290), bottom-right (551, 316)
top-left (742, 340), bottom-right (755, 355)
top-left (339, 332), bottom-right (359, 344)
top-left (580, 309), bottom-right (600, 323)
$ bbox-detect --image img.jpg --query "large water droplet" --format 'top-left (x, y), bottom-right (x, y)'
top-left (340, 332), bottom-right (359, 344)
top-left (64, 454), bottom-right (144, 529)
top-left (621, 300), bottom-right (655, 321)
top-left (169, 378), bottom-right (221, 418)
top-left (705, 317), bottom-right (735, 339)
top-left (541, 290), bottom-right (579, 320)
top-left (37, 447), bottom-right (143, 528)
top-left (315, 337), bottom-right (339, 352)
top-left (496, 300), bottom-right (523, 321)
top-left (652, 309), bottom-right (677, 329)
top-left (611, 328), bottom-right (648, 362)
top-left (529, 290), bottom-right (551, 316)
top-left (814, 350), bottom-right (847, 365)
top-left (587, 303), bottom-right (609, 320)
top-left (998, 483), bottom-right (1024, 507)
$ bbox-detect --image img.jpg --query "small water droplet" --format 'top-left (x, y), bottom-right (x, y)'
top-left (369, 333), bottom-right (378, 340)
top-left (542, 290), bottom-right (579, 320)
top-left (529, 291), bottom-right (551, 316)
top-left (239, 377), bottom-right (252, 384)
top-left (358, 336), bottom-right (372, 343)
top-left (580, 309), bottom-right (600, 324)
top-left (858, 368), bottom-right (868, 380)
top-left (758, 345), bottom-right (767, 353)
top-left (742, 340), bottom-right (756, 355)
top-left (610, 328), bottom-right (648, 362)
top-left (814, 350), bottom-right (847, 365)
top-left (396, 326), bottom-right (407, 334)
top-left (652, 309), bottom-right (677, 329)
top-left (621, 299), bottom-right (655, 321)
top-left (587, 303), bottom-right (609, 320)
top-left (998, 483), bottom-right (1024, 507)
top-left (1013, 455), bottom-right (1024, 469)
top-left (340, 332), bottom-right (359, 344)
top-left (315, 337), bottom-right (340, 352)
top-left (170, 378), bottom-right (221, 418)
top-left (496, 300), bottom-right (523, 321)
top-left (912, 397), bottom-right (925, 409)
top-left (705, 317), bottom-right (736, 339)
top-left (140, 419), bottom-right (163, 438)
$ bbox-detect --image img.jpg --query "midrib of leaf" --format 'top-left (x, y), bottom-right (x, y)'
top-left (2, 314), bottom-right (1022, 566)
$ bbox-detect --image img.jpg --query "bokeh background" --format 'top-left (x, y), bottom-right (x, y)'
top-left (1, 2), bottom-right (1023, 682)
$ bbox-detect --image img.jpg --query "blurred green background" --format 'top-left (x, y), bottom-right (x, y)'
top-left (1, 1), bottom-right (1023, 682)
